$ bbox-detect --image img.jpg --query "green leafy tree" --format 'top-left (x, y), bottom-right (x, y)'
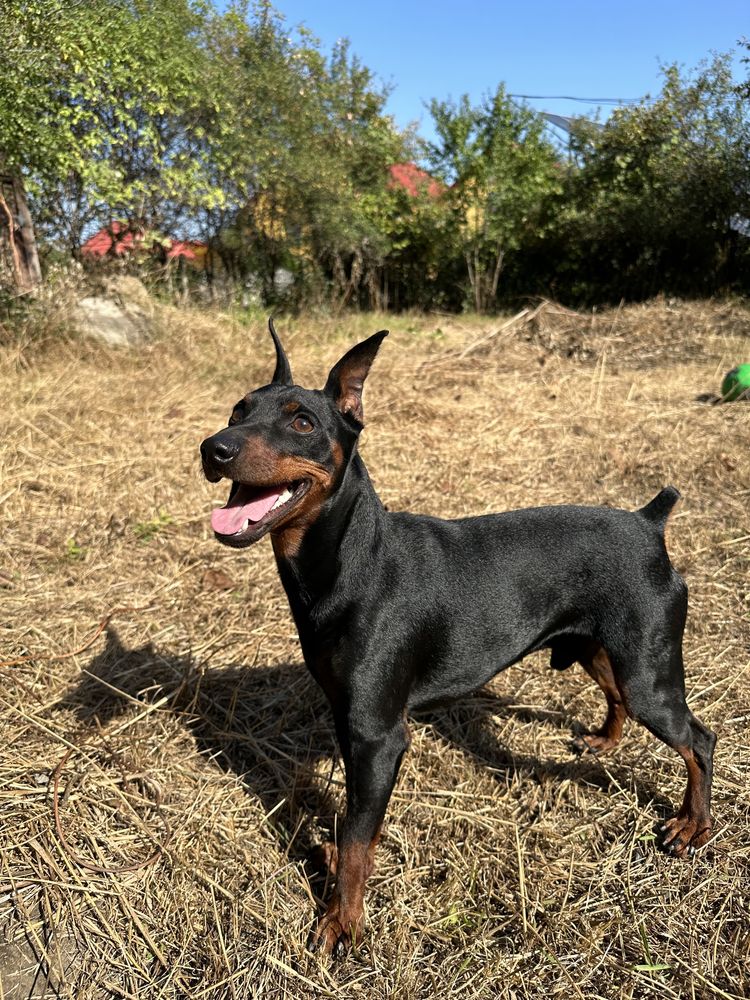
top-left (553, 55), bottom-right (750, 300)
top-left (428, 87), bottom-right (561, 311)
top-left (373, 163), bottom-right (460, 311)
top-left (200, 3), bottom-right (407, 306)
top-left (736, 37), bottom-right (750, 99)
top-left (303, 39), bottom-right (409, 307)
top-left (0, 0), bottom-right (222, 254)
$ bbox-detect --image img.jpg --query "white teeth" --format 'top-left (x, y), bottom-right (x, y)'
top-left (271, 488), bottom-right (293, 511)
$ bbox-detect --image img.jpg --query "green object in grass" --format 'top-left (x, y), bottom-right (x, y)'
top-left (721, 363), bottom-right (750, 401)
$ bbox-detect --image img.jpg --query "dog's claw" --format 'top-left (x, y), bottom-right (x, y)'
top-left (307, 928), bottom-right (351, 960)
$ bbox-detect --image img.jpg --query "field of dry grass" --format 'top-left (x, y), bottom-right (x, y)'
top-left (1, 299), bottom-right (749, 999)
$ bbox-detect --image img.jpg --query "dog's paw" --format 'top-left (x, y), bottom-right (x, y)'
top-left (659, 813), bottom-right (713, 858)
top-left (572, 732), bottom-right (619, 756)
top-left (307, 896), bottom-right (362, 959)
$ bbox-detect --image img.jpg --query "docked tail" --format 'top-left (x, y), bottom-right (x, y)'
top-left (637, 486), bottom-right (681, 532)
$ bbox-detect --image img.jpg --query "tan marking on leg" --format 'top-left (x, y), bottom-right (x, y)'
top-left (661, 745), bottom-right (713, 858)
top-left (310, 822), bottom-right (384, 957)
top-left (578, 647), bottom-right (626, 753)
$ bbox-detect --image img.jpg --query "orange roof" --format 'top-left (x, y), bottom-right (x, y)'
top-left (81, 221), bottom-right (139, 257)
top-left (388, 163), bottom-right (443, 199)
top-left (82, 223), bottom-right (206, 261)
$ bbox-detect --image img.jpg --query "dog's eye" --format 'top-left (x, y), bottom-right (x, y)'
top-left (228, 405), bottom-right (244, 426)
top-left (291, 414), bottom-right (314, 433)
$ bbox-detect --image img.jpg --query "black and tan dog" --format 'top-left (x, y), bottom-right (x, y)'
top-left (200, 321), bottom-right (716, 957)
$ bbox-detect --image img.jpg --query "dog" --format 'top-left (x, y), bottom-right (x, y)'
top-left (200, 320), bottom-right (716, 957)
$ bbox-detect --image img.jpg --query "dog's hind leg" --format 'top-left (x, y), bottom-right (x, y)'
top-left (574, 644), bottom-right (627, 755)
top-left (661, 718), bottom-right (716, 856)
top-left (610, 616), bottom-right (715, 857)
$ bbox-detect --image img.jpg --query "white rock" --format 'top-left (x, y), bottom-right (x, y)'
top-left (74, 295), bottom-right (152, 347)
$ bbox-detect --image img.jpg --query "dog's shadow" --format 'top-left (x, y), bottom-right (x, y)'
top-left (62, 628), bottom-right (341, 863)
top-left (419, 694), bottom-right (667, 816)
top-left (61, 629), bottom-right (670, 865)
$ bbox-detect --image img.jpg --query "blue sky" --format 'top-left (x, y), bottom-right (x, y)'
top-left (265, 0), bottom-right (748, 143)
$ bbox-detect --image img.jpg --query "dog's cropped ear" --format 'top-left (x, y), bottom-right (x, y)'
top-left (323, 330), bottom-right (388, 424)
top-left (268, 317), bottom-right (293, 385)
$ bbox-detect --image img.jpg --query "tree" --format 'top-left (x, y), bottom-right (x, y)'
top-left (0, 0), bottom-right (223, 256)
top-left (428, 87), bottom-right (561, 311)
top-left (200, 4), bottom-right (408, 306)
top-left (553, 55), bottom-right (750, 301)
top-left (0, 159), bottom-right (42, 291)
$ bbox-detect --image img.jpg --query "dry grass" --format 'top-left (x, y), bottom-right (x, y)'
top-left (0, 298), bottom-right (748, 999)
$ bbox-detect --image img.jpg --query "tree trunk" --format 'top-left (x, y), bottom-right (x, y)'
top-left (490, 245), bottom-right (505, 303)
top-left (0, 169), bottom-right (42, 292)
top-left (465, 250), bottom-right (478, 311)
top-left (179, 256), bottom-right (189, 305)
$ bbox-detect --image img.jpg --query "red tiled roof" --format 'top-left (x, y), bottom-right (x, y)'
top-left (81, 222), bottom-right (139, 257)
top-left (82, 223), bottom-right (206, 261)
top-left (389, 163), bottom-right (443, 199)
top-left (167, 240), bottom-right (201, 261)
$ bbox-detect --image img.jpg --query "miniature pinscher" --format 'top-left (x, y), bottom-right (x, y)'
top-left (200, 321), bottom-right (716, 957)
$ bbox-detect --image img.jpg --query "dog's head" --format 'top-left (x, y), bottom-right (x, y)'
top-left (200, 319), bottom-right (387, 549)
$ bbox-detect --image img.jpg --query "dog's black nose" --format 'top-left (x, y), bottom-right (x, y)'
top-left (201, 434), bottom-right (241, 480)
top-left (203, 436), bottom-right (240, 464)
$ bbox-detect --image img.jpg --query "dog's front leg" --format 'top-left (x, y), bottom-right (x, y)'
top-left (309, 714), bottom-right (409, 958)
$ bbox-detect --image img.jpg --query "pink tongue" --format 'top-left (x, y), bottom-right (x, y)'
top-left (211, 487), bottom-right (284, 535)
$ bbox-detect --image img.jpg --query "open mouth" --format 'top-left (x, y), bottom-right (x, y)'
top-left (210, 480), bottom-right (310, 547)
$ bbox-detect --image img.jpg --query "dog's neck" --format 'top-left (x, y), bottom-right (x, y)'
top-left (272, 452), bottom-right (385, 615)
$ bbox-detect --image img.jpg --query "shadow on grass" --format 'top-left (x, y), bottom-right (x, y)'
top-left (62, 628), bottom-right (340, 868)
top-left (417, 691), bottom-right (670, 817)
top-left (61, 628), bottom-right (673, 869)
